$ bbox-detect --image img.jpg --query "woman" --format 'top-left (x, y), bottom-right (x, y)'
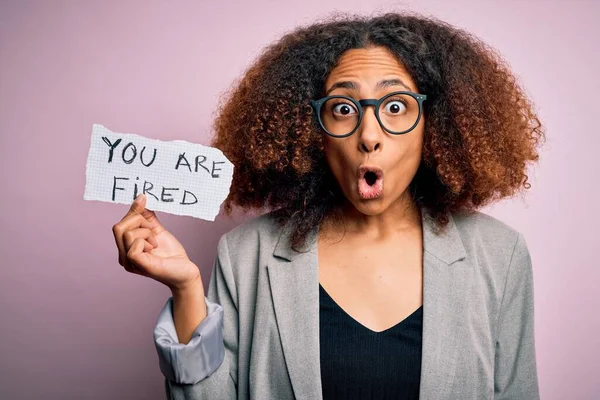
top-left (112, 12), bottom-right (544, 400)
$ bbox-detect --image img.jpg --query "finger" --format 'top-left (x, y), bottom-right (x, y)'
top-left (133, 237), bottom-right (155, 254)
top-left (123, 228), bottom-right (158, 251)
top-left (140, 207), bottom-right (165, 233)
top-left (125, 237), bottom-right (147, 275)
top-left (126, 193), bottom-right (147, 218)
top-left (118, 213), bottom-right (155, 230)
top-left (127, 237), bottom-right (162, 276)
top-left (128, 193), bottom-right (165, 233)
top-left (147, 233), bottom-right (158, 248)
top-left (113, 214), bottom-right (154, 268)
top-left (126, 193), bottom-right (165, 233)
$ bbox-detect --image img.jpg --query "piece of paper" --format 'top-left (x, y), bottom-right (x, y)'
top-left (84, 124), bottom-right (234, 221)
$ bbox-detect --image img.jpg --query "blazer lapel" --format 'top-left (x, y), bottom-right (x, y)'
top-left (267, 208), bottom-right (468, 400)
top-left (419, 210), bottom-right (468, 399)
top-left (268, 218), bottom-right (322, 400)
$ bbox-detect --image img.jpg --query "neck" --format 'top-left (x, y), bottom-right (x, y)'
top-left (322, 190), bottom-right (422, 241)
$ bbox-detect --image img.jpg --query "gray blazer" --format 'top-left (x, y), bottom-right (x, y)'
top-left (153, 208), bottom-right (539, 399)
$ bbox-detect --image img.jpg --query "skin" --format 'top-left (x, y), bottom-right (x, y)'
top-left (111, 45), bottom-right (426, 342)
top-left (112, 194), bottom-right (205, 344)
top-left (318, 46), bottom-right (425, 332)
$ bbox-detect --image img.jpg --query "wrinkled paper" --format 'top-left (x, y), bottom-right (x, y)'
top-left (84, 124), bottom-right (234, 221)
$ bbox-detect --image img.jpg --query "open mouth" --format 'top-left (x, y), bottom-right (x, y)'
top-left (357, 166), bottom-right (384, 199)
top-left (364, 171), bottom-right (378, 186)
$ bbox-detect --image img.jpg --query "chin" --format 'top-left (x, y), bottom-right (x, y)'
top-left (350, 197), bottom-right (387, 215)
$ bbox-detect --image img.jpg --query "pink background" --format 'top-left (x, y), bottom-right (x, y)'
top-left (1, 0), bottom-right (598, 398)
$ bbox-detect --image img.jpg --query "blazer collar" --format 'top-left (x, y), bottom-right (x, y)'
top-left (273, 207), bottom-right (467, 265)
top-left (267, 207), bottom-right (469, 400)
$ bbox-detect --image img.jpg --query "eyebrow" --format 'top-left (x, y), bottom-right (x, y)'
top-left (325, 78), bottom-right (413, 96)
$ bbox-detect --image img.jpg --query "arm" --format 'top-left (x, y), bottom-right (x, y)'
top-left (154, 234), bottom-right (239, 399)
top-left (494, 232), bottom-right (540, 399)
top-left (171, 281), bottom-right (208, 345)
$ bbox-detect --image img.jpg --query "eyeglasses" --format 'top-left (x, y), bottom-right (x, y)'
top-left (310, 91), bottom-right (427, 138)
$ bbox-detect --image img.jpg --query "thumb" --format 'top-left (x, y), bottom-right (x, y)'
top-left (135, 194), bottom-right (165, 233)
top-left (141, 207), bottom-right (165, 233)
top-left (127, 193), bottom-right (147, 217)
top-left (129, 194), bottom-right (164, 232)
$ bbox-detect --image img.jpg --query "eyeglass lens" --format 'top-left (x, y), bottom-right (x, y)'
top-left (320, 93), bottom-right (420, 136)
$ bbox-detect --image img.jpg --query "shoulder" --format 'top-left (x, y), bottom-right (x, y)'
top-left (216, 210), bottom-right (285, 260)
top-left (451, 209), bottom-right (525, 257)
top-left (452, 209), bottom-right (519, 241)
top-left (221, 210), bottom-right (282, 244)
top-left (450, 209), bottom-right (532, 280)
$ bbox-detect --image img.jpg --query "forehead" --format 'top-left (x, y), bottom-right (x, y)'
top-left (325, 46), bottom-right (416, 92)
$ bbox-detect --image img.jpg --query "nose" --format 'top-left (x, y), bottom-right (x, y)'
top-left (357, 106), bottom-right (383, 153)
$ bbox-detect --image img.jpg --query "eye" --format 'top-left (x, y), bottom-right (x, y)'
top-left (382, 99), bottom-right (407, 115)
top-left (332, 102), bottom-right (358, 116)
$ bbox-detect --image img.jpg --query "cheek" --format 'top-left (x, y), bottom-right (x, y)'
top-left (323, 139), bottom-right (352, 173)
top-left (389, 133), bottom-right (424, 185)
top-left (408, 129), bottom-right (425, 165)
top-left (402, 134), bottom-right (423, 164)
top-left (323, 140), bottom-right (358, 194)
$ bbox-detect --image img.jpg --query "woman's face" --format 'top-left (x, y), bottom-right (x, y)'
top-left (321, 46), bottom-right (425, 216)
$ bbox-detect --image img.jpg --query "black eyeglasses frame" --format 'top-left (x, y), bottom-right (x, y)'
top-left (310, 91), bottom-right (427, 138)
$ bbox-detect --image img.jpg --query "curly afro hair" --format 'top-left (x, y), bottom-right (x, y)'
top-left (210, 11), bottom-right (545, 251)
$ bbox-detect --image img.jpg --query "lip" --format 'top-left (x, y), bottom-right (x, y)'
top-left (357, 165), bottom-right (384, 180)
top-left (357, 164), bottom-right (384, 199)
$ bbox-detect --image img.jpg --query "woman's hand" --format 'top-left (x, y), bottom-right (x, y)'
top-left (112, 194), bottom-right (202, 292)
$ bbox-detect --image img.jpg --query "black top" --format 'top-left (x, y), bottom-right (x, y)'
top-left (319, 283), bottom-right (423, 400)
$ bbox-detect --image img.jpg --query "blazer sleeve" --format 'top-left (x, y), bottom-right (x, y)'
top-left (494, 232), bottom-right (540, 399)
top-left (153, 234), bottom-right (238, 399)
